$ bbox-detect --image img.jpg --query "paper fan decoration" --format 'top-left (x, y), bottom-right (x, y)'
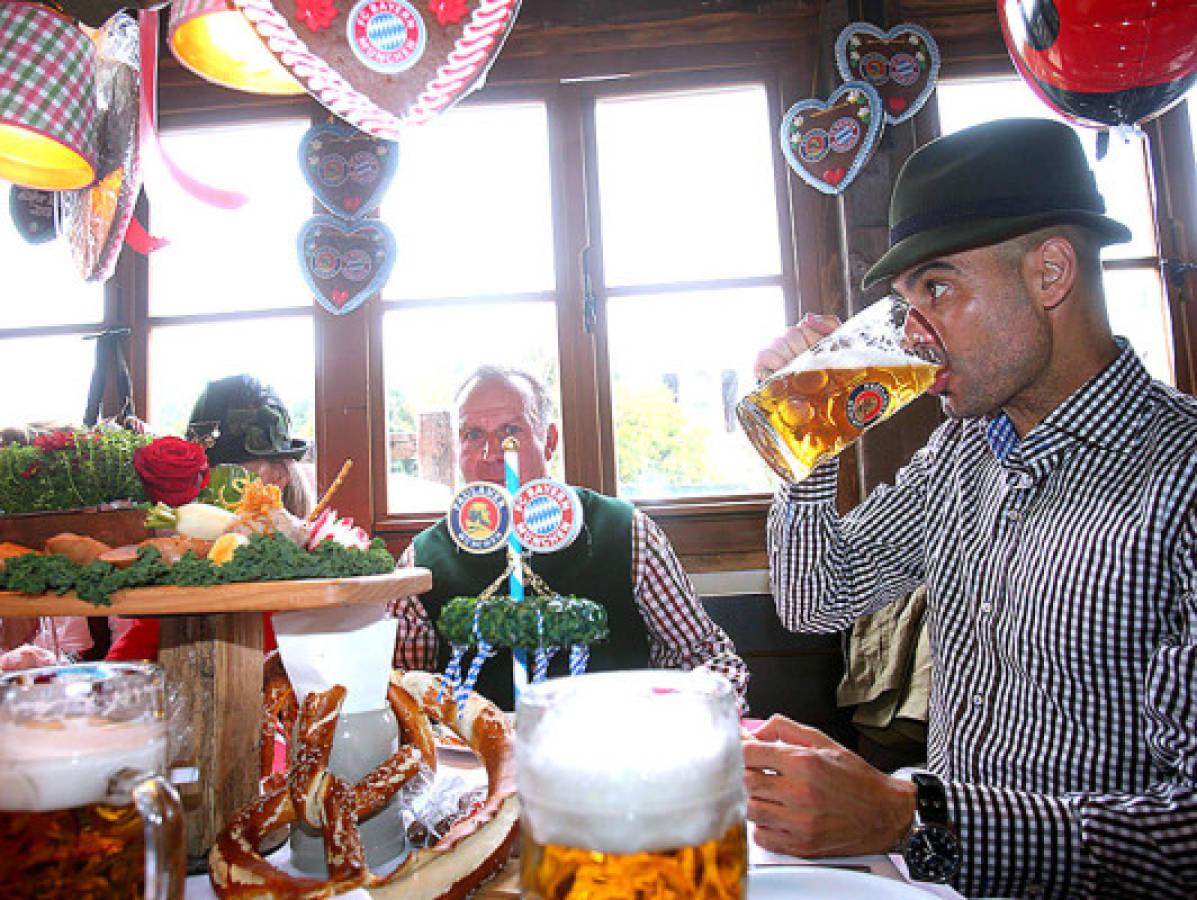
top-left (231, 0), bottom-right (523, 139)
top-left (58, 12), bottom-right (142, 282)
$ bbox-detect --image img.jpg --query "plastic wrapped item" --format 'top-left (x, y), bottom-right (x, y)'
top-left (58, 11), bottom-right (141, 283)
top-left (401, 768), bottom-right (486, 849)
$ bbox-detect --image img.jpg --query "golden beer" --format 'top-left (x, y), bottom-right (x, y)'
top-left (516, 670), bottom-right (747, 900)
top-left (0, 665), bottom-right (184, 900)
top-left (0, 801), bottom-right (147, 899)
top-left (521, 819), bottom-right (747, 900)
top-left (738, 359), bottom-right (941, 483)
top-left (739, 295), bottom-right (944, 482)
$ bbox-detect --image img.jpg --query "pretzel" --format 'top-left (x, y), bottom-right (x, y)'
top-left (215, 670), bottom-right (518, 899)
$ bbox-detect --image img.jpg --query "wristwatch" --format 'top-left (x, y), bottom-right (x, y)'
top-left (899, 772), bottom-right (962, 883)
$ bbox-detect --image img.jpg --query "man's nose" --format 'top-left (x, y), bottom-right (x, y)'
top-left (903, 306), bottom-right (935, 345)
top-left (480, 434), bottom-right (502, 459)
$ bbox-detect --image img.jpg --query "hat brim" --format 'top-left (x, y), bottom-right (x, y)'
top-left (207, 438), bottom-right (310, 466)
top-left (862, 211), bottom-right (1132, 290)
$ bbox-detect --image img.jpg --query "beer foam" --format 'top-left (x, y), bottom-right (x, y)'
top-left (0, 716), bottom-right (167, 811)
top-left (516, 670), bottom-right (746, 855)
top-left (796, 342), bottom-right (934, 373)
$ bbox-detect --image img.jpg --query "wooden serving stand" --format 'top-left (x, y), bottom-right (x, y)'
top-left (0, 569), bottom-right (432, 871)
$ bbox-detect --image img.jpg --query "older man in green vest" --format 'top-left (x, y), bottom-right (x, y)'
top-left (390, 365), bottom-right (749, 711)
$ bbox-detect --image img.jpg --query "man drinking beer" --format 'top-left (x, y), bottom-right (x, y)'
top-left (744, 118), bottom-right (1196, 898)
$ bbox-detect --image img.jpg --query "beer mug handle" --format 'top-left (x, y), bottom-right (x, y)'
top-left (110, 768), bottom-right (187, 900)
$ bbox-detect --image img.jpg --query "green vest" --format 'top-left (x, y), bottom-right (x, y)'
top-left (413, 488), bottom-right (650, 709)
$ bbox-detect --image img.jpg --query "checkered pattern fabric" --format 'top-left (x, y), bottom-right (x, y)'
top-left (0, 2), bottom-right (96, 170)
top-left (769, 340), bottom-right (1197, 897)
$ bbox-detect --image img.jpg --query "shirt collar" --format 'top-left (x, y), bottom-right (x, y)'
top-left (985, 339), bottom-right (1152, 464)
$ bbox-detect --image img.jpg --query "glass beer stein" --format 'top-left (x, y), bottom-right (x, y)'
top-left (0, 663), bottom-right (186, 900)
top-left (737, 295), bottom-right (945, 482)
top-left (517, 670), bottom-right (747, 900)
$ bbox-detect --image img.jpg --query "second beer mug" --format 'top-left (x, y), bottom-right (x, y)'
top-left (0, 662), bottom-right (186, 900)
top-left (737, 295), bottom-right (944, 482)
top-left (516, 669), bottom-right (747, 900)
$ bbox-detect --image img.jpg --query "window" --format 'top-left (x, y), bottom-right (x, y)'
top-left (147, 119), bottom-right (316, 452)
top-left (0, 202), bottom-right (106, 427)
top-left (379, 100), bottom-right (561, 513)
top-left (379, 78), bottom-right (786, 514)
top-left (595, 85), bottom-right (780, 499)
top-left (937, 77), bottom-right (1174, 384)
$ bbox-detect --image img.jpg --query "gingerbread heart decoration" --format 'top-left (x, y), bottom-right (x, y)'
top-left (298, 215), bottom-right (397, 316)
top-left (780, 82), bottom-right (882, 196)
top-left (9, 187), bottom-right (58, 245)
top-left (232, 0), bottom-right (523, 139)
top-left (835, 22), bottom-right (940, 125)
top-left (300, 122), bottom-right (398, 220)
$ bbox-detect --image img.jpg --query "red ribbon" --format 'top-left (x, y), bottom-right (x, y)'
top-left (124, 215), bottom-right (170, 254)
top-left (136, 9), bottom-right (249, 212)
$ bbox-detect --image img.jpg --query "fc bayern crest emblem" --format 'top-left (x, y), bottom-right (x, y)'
top-left (347, 0), bottom-right (427, 75)
top-left (512, 479), bottom-right (584, 553)
top-left (448, 482), bottom-right (512, 554)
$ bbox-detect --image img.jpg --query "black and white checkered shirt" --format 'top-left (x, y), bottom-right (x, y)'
top-left (767, 342), bottom-right (1197, 897)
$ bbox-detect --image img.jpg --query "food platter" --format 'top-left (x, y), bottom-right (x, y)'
top-left (0, 567), bottom-right (431, 616)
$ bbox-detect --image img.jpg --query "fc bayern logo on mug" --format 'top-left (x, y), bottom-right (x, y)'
top-left (347, 0), bottom-right (427, 74)
top-left (512, 479), bottom-right (584, 553)
top-left (448, 482), bottom-right (513, 554)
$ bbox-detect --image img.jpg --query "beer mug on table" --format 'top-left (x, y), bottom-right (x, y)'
top-left (0, 663), bottom-right (186, 899)
top-left (517, 669), bottom-right (747, 900)
top-left (737, 295), bottom-right (945, 482)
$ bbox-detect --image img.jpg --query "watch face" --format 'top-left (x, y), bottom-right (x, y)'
top-left (905, 824), bottom-right (962, 883)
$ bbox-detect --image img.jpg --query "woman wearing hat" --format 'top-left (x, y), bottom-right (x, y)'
top-left (107, 374), bottom-right (313, 661)
top-left (742, 119), bottom-right (1196, 897)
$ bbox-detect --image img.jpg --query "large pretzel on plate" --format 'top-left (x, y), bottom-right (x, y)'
top-left (213, 670), bottom-right (518, 899)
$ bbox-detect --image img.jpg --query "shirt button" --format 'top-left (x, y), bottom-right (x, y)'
top-left (972, 694), bottom-right (984, 706)
top-left (979, 602), bottom-right (993, 615)
top-left (1005, 509), bottom-right (1020, 522)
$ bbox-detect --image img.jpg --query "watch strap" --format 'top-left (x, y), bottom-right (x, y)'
top-left (911, 772), bottom-right (952, 827)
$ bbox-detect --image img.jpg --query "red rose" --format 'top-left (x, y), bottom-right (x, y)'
top-left (33, 431), bottom-right (77, 453)
top-left (133, 437), bottom-right (211, 507)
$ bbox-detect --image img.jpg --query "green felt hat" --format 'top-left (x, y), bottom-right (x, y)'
top-left (187, 375), bottom-right (308, 465)
top-left (862, 118), bottom-right (1131, 289)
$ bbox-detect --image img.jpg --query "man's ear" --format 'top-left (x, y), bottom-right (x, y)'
top-left (544, 423), bottom-right (559, 461)
top-left (1034, 236), bottom-right (1078, 311)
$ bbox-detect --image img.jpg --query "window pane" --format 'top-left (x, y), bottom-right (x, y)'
top-left (151, 119), bottom-right (312, 316)
top-left (1105, 268), bottom-right (1174, 384)
top-left (379, 102), bottom-right (554, 299)
top-left (0, 334), bottom-right (97, 426)
top-left (595, 84), bottom-right (783, 286)
top-left (0, 209), bottom-right (103, 328)
top-left (936, 78), bottom-right (1157, 259)
top-left (147, 318), bottom-right (315, 442)
top-left (382, 302), bottom-right (561, 513)
top-left (607, 286), bottom-right (781, 498)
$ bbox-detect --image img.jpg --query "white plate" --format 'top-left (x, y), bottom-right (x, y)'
top-left (750, 865), bottom-right (932, 898)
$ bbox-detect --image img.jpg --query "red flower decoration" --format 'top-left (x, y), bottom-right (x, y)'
top-left (133, 437), bottom-right (211, 507)
top-left (429, 0), bottom-right (468, 26)
top-left (33, 431), bottom-right (78, 453)
top-left (20, 462), bottom-right (42, 479)
top-left (297, 0), bottom-right (338, 31)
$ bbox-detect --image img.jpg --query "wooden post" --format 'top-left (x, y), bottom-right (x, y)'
top-left (159, 612), bottom-right (264, 871)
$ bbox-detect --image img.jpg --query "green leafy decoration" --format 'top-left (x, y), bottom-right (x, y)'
top-left (437, 595), bottom-right (609, 649)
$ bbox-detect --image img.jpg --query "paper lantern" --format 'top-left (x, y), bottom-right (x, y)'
top-left (1000, 0), bottom-right (1197, 128)
top-left (0, 2), bottom-right (97, 190)
top-left (169, 0), bottom-right (304, 95)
